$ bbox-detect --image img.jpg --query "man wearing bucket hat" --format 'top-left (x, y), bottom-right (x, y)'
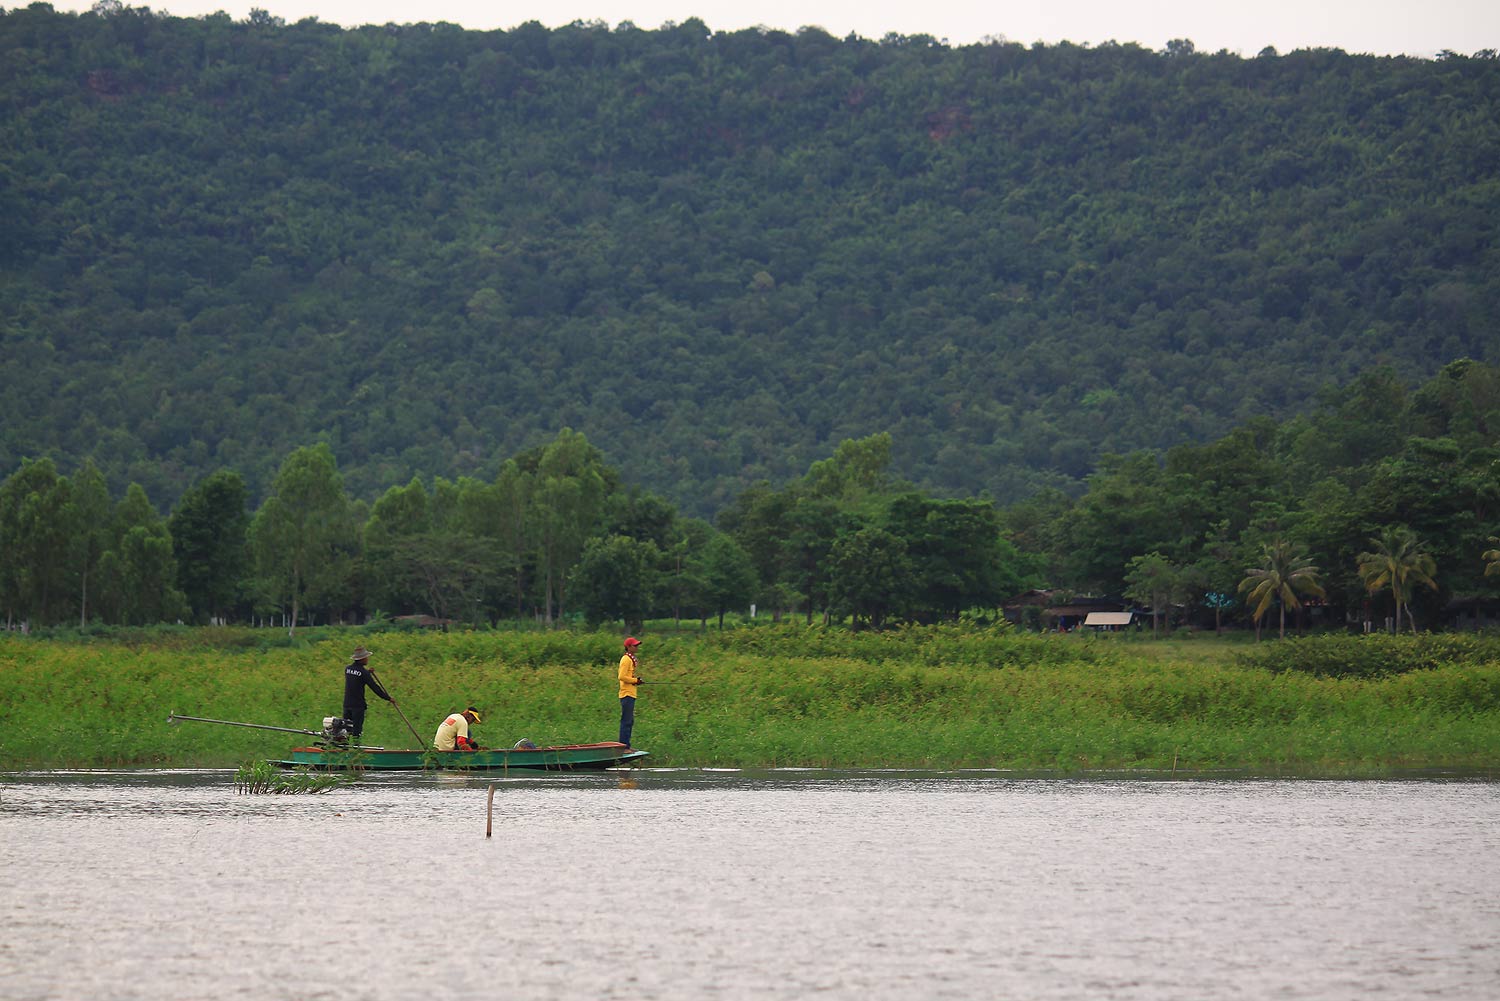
top-left (341, 645), bottom-right (393, 742)
top-left (617, 636), bottom-right (644, 747)
top-left (433, 706), bottom-right (483, 751)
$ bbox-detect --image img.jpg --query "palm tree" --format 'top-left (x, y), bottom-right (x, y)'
top-left (1484, 537), bottom-right (1500, 579)
top-left (1238, 540), bottom-right (1326, 640)
top-left (1356, 526), bottom-right (1438, 634)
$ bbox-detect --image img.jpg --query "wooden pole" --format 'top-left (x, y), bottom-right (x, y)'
top-left (486, 784), bottom-right (496, 838)
top-left (369, 670), bottom-right (428, 751)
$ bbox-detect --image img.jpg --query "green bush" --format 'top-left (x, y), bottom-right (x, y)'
top-left (1234, 634), bottom-right (1500, 678)
top-left (692, 621), bottom-right (1107, 670)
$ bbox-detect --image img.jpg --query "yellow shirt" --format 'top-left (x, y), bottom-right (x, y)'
top-left (433, 712), bottom-right (470, 750)
top-left (618, 653), bottom-right (640, 699)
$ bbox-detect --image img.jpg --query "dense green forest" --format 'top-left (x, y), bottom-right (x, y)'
top-left (3, 359), bottom-right (1499, 633)
top-left (2, 6), bottom-right (1498, 516)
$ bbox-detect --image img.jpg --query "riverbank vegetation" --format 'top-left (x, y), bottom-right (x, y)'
top-left (3, 628), bottom-right (1496, 774)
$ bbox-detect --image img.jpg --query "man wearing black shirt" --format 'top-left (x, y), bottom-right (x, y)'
top-left (341, 645), bottom-right (392, 741)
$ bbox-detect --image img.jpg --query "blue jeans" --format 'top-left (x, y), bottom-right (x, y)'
top-left (618, 696), bottom-right (635, 746)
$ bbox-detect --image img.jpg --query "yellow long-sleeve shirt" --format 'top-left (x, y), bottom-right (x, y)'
top-left (618, 653), bottom-right (640, 699)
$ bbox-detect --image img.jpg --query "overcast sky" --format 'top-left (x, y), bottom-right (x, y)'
top-left (43, 0), bottom-right (1500, 57)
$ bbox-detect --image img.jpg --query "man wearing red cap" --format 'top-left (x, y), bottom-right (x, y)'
top-left (618, 636), bottom-right (644, 746)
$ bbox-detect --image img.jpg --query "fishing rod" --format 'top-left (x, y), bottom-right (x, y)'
top-left (166, 712), bottom-right (385, 749)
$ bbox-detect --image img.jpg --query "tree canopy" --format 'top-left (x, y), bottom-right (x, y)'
top-left (2, 360), bottom-right (1498, 634)
top-left (2, 9), bottom-right (1497, 519)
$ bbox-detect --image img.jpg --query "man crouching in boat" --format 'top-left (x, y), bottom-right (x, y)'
top-left (433, 707), bottom-right (483, 751)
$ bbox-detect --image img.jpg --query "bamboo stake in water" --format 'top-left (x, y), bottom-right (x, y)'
top-left (486, 784), bottom-right (496, 838)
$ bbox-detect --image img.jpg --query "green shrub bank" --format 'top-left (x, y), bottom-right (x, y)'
top-left (1234, 633), bottom-right (1500, 679)
top-left (2, 629), bottom-right (1497, 774)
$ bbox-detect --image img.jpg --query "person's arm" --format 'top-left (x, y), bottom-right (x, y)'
top-left (367, 670), bottom-right (393, 702)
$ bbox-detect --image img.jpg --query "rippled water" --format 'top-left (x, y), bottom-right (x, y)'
top-left (2, 769), bottom-right (1497, 1000)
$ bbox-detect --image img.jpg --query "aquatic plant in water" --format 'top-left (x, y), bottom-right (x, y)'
top-left (234, 759), bottom-right (351, 794)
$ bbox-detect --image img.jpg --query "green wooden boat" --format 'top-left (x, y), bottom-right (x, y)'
top-left (269, 741), bottom-right (649, 771)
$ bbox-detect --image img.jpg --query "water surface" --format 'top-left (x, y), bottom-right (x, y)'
top-left (2, 769), bottom-right (1496, 1000)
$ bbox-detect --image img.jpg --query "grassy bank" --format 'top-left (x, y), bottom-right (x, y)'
top-left (2, 627), bottom-right (1498, 774)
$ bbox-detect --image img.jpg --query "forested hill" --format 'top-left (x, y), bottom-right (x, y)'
top-left (3, 8), bottom-right (1498, 516)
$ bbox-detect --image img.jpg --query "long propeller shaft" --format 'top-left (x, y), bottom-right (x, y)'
top-left (168, 712), bottom-right (320, 735)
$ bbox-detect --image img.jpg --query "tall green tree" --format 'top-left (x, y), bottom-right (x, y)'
top-left (1057, 452), bottom-right (1190, 593)
top-left (1356, 526), bottom-right (1439, 633)
top-left (362, 476), bottom-right (434, 615)
top-left (0, 458), bottom-right (73, 627)
top-left (1191, 520), bottom-right (1241, 634)
top-left (783, 494), bottom-right (845, 624)
top-left (68, 459), bottom-right (112, 628)
top-left (489, 459), bottom-right (536, 619)
top-left (99, 483), bottom-right (187, 625)
top-left (571, 533), bottom-right (662, 630)
top-left (694, 532), bottom-right (757, 630)
top-left (1238, 540), bottom-right (1326, 640)
top-left (532, 429), bottom-right (609, 625)
top-left (718, 482), bottom-right (796, 617)
top-left (803, 432), bottom-right (894, 503)
top-left (663, 517), bottom-right (714, 625)
top-left (827, 526), bottom-right (911, 630)
top-left (249, 444), bottom-right (355, 635)
top-left (386, 532), bottom-right (498, 624)
top-left (169, 469), bottom-right (249, 624)
top-left (884, 493), bottom-right (1016, 622)
top-left (449, 475), bottom-right (517, 622)
top-left (1123, 551), bottom-right (1184, 637)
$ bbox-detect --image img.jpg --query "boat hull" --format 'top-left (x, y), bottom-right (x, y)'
top-left (270, 741), bottom-right (648, 771)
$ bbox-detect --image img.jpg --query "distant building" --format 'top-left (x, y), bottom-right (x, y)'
top-left (1083, 611), bottom-right (1135, 631)
top-left (1443, 596), bottom-right (1500, 631)
top-left (1000, 588), bottom-right (1056, 625)
top-left (1002, 591), bottom-right (1145, 631)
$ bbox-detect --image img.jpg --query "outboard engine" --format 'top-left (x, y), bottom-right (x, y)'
top-left (322, 717), bottom-right (355, 743)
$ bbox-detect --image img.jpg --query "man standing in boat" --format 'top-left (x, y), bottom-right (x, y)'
top-left (433, 707), bottom-right (483, 751)
top-left (341, 645), bottom-right (393, 742)
top-left (618, 636), bottom-right (643, 747)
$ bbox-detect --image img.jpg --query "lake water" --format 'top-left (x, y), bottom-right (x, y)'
top-left (1, 768), bottom-right (1497, 1000)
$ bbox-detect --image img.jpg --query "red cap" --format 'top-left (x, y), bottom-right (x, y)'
top-left (624, 636), bottom-right (640, 648)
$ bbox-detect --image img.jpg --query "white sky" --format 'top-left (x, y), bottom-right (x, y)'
top-left (41, 0), bottom-right (1500, 57)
